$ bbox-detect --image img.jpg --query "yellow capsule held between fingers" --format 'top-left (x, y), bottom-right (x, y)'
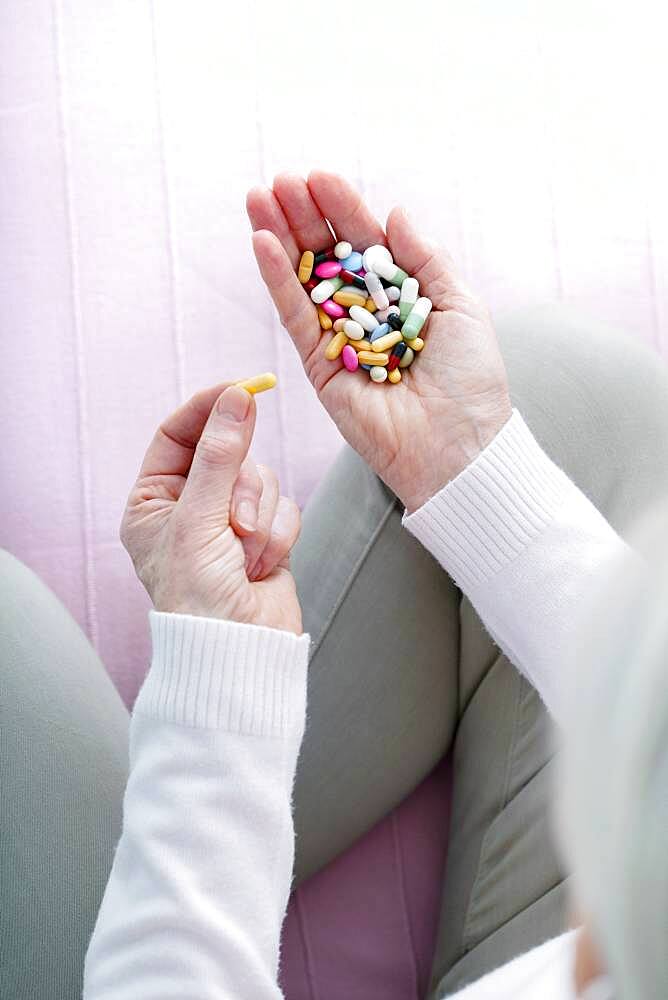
top-left (410, 337), bottom-right (425, 352)
top-left (357, 351), bottom-right (389, 366)
top-left (333, 290), bottom-right (368, 308)
top-left (317, 306), bottom-right (333, 331)
top-left (388, 368), bottom-right (402, 383)
top-left (298, 250), bottom-right (314, 283)
top-left (371, 330), bottom-right (403, 353)
top-left (325, 331), bottom-right (348, 360)
top-left (234, 372), bottom-right (277, 395)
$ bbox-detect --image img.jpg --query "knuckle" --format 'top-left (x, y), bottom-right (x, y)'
top-left (196, 431), bottom-right (238, 467)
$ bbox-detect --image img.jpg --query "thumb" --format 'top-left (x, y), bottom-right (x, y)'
top-left (179, 385), bottom-right (256, 526)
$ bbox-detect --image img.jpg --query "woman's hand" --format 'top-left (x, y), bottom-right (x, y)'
top-left (247, 171), bottom-right (512, 513)
top-left (121, 383), bottom-right (303, 635)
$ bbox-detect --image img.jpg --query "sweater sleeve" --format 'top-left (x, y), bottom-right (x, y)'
top-left (83, 611), bottom-right (310, 1000)
top-left (403, 410), bottom-right (636, 725)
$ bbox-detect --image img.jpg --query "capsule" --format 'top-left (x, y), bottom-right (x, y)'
top-left (343, 319), bottom-right (365, 340)
top-left (321, 299), bottom-right (346, 318)
top-left (348, 304), bottom-right (379, 332)
top-left (324, 331), bottom-right (348, 360)
top-left (398, 346), bottom-right (415, 368)
top-left (371, 330), bottom-right (402, 354)
top-left (364, 271), bottom-right (390, 310)
top-left (317, 306), bottom-right (333, 330)
top-left (369, 323), bottom-right (391, 343)
top-left (333, 288), bottom-right (368, 308)
top-left (234, 372), bottom-right (277, 394)
top-left (311, 276), bottom-right (343, 304)
top-left (334, 240), bottom-right (353, 260)
top-left (341, 343), bottom-right (359, 371)
top-left (386, 285), bottom-right (401, 303)
top-left (315, 261), bottom-right (342, 279)
top-left (314, 248), bottom-right (336, 264)
top-left (387, 312), bottom-right (403, 331)
top-left (298, 250), bottom-right (315, 284)
top-left (388, 368), bottom-right (402, 383)
top-left (352, 338), bottom-right (371, 352)
top-left (333, 318), bottom-right (347, 333)
top-left (401, 297), bottom-right (432, 339)
top-left (411, 337), bottom-right (425, 352)
top-left (357, 350), bottom-right (389, 366)
top-left (399, 277), bottom-right (419, 321)
top-left (373, 256), bottom-right (409, 287)
top-left (375, 304), bottom-right (400, 323)
top-left (304, 277), bottom-right (318, 293)
top-left (339, 269), bottom-right (367, 290)
top-left (388, 342), bottom-right (407, 370)
top-left (369, 366), bottom-right (388, 382)
top-left (362, 244), bottom-right (392, 273)
top-left (365, 298), bottom-right (377, 312)
top-left (338, 251), bottom-right (364, 272)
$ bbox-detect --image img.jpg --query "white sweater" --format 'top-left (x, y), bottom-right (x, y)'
top-left (83, 411), bottom-right (628, 999)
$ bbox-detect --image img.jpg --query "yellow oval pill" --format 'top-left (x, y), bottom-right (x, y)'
top-left (333, 290), bottom-right (368, 308)
top-left (411, 337), bottom-right (425, 352)
top-left (234, 372), bottom-right (277, 394)
top-left (388, 368), bottom-right (402, 384)
top-left (317, 306), bottom-right (333, 331)
top-left (352, 339), bottom-right (371, 352)
top-left (298, 250), bottom-right (314, 284)
top-left (371, 331), bottom-right (403, 353)
top-left (333, 318), bottom-right (347, 333)
top-left (325, 331), bottom-right (348, 360)
top-left (357, 351), bottom-right (389, 366)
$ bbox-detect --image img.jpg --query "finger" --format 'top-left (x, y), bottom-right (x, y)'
top-left (249, 496), bottom-right (301, 582)
top-left (178, 385), bottom-right (256, 525)
top-left (246, 185), bottom-right (301, 267)
top-left (241, 464), bottom-right (280, 578)
top-left (273, 172), bottom-right (333, 253)
top-left (307, 170), bottom-right (387, 251)
top-left (229, 456), bottom-right (262, 535)
top-left (139, 382), bottom-right (232, 479)
top-left (252, 229), bottom-right (320, 364)
top-left (385, 205), bottom-right (467, 309)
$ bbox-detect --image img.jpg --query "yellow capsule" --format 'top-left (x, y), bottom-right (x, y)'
top-left (333, 290), bottom-right (368, 308)
top-left (352, 338), bottom-right (371, 352)
top-left (234, 372), bottom-right (277, 395)
top-left (388, 368), bottom-right (402, 384)
top-left (298, 250), bottom-right (314, 284)
top-left (325, 331), bottom-right (348, 360)
top-left (365, 297), bottom-right (376, 311)
top-left (411, 337), bottom-right (425, 352)
top-left (371, 330), bottom-right (403, 353)
top-left (357, 350), bottom-right (389, 366)
top-left (317, 306), bottom-right (333, 331)
top-left (333, 318), bottom-right (347, 333)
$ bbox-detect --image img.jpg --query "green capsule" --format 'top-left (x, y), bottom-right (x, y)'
top-left (401, 297), bottom-right (432, 339)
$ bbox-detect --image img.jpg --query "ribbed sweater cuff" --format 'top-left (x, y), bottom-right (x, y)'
top-left (134, 612), bottom-right (310, 738)
top-left (403, 410), bottom-right (571, 591)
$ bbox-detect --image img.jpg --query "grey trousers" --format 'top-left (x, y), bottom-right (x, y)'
top-left (3, 307), bottom-right (668, 1000)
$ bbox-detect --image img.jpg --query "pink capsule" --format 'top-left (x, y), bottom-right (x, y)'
top-left (321, 299), bottom-right (346, 318)
top-left (342, 344), bottom-right (359, 371)
top-left (315, 261), bottom-right (342, 279)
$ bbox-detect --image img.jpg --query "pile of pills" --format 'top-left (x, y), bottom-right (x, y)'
top-left (297, 241), bottom-right (432, 384)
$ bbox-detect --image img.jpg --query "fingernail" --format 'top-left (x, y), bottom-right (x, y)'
top-left (217, 385), bottom-right (251, 422)
top-left (236, 500), bottom-right (257, 532)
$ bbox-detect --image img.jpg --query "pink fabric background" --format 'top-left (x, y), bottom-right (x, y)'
top-left (2, 3), bottom-right (667, 996)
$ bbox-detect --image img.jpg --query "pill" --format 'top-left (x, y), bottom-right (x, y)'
top-left (343, 319), bottom-right (365, 340)
top-left (362, 244), bottom-right (392, 273)
top-left (387, 312), bottom-right (403, 331)
top-left (322, 299), bottom-right (346, 318)
top-left (411, 337), bottom-right (425, 352)
top-left (234, 372), bottom-right (277, 394)
top-left (375, 304), bottom-right (401, 323)
top-left (370, 366), bottom-right (388, 382)
top-left (311, 276), bottom-right (344, 304)
top-left (342, 344), bottom-right (359, 371)
top-left (339, 269), bottom-right (367, 290)
top-left (360, 364), bottom-right (372, 371)
top-left (339, 251), bottom-right (364, 271)
top-left (370, 323), bottom-right (391, 342)
top-left (314, 248), bottom-right (336, 264)
top-left (315, 260), bottom-right (342, 279)
top-left (388, 342), bottom-right (407, 370)
top-left (388, 368), bottom-right (402, 383)
top-left (349, 304), bottom-right (379, 332)
top-left (371, 330), bottom-right (403, 353)
top-left (401, 296), bottom-right (432, 338)
top-left (352, 338), bottom-right (371, 351)
top-left (386, 285), bottom-right (402, 303)
top-left (333, 317), bottom-right (347, 332)
top-left (365, 298), bottom-right (377, 312)
top-left (325, 331), bottom-right (348, 360)
top-left (399, 277), bottom-right (419, 321)
top-left (335, 240), bottom-right (353, 260)
top-left (364, 271), bottom-right (390, 310)
top-left (317, 306), bottom-right (333, 330)
top-left (357, 351), bottom-right (389, 366)
top-left (298, 251), bottom-right (315, 283)
top-left (373, 256), bottom-right (409, 287)
top-left (304, 277), bottom-right (318, 292)
top-left (333, 289), bottom-right (368, 308)
top-left (398, 346), bottom-right (415, 368)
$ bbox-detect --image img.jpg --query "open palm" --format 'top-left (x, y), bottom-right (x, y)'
top-left (247, 171), bottom-right (512, 512)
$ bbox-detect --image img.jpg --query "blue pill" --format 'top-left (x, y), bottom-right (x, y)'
top-left (370, 323), bottom-right (391, 343)
top-left (339, 251), bottom-right (363, 272)
top-left (360, 363), bottom-right (372, 371)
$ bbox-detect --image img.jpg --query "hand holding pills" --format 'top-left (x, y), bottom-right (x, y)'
top-left (248, 171), bottom-right (513, 513)
top-left (120, 380), bottom-right (303, 635)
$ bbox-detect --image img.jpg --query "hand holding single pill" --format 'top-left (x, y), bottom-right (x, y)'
top-left (247, 171), bottom-right (513, 513)
top-left (120, 381), bottom-right (303, 634)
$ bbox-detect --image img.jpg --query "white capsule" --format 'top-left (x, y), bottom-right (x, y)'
top-left (364, 271), bottom-right (390, 310)
top-left (386, 285), bottom-right (401, 303)
top-left (369, 366), bottom-right (388, 382)
top-left (334, 240), bottom-right (353, 260)
top-left (343, 319), bottom-right (365, 340)
top-left (399, 277), bottom-right (419, 321)
top-left (374, 304), bottom-right (400, 323)
top-left (311, 277), bottom-right (342, 304)
top-left (362, 244), bottom-right (392, 273)
top-left (398, 346), bottom-right (415, 368)
top-left (349, 304), bottom-right (379, 332)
